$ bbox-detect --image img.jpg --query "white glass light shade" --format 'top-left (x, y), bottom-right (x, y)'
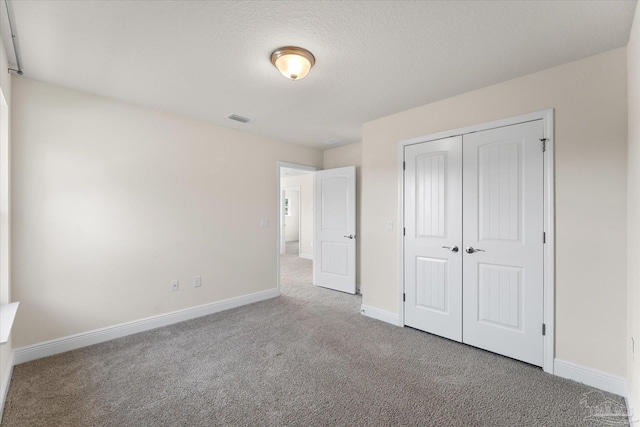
top-left (270, 47), bottom-right (315, 81)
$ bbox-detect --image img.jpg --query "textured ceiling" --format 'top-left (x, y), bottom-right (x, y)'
top-left (1, 0), bottom-right (637, 149)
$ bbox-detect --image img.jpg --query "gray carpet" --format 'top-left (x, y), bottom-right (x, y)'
top-left (1, 245), bottom-right (629, 426)
top-left (280, 241), bottom-right (313, 289)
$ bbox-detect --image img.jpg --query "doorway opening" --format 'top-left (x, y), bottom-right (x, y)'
top-left (278, 163), bottom-right (316, 293)
top-left (277, 161), bottom-right (358, 295)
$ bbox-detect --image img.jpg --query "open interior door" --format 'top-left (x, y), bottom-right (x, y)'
top-left (314, 166), bottom-right (356, 294)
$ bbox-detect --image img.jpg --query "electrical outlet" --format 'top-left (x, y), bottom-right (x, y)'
top-left (170, 280), bottom-right (179, 291)
top-left (194, 276), bottom-right (201, 288)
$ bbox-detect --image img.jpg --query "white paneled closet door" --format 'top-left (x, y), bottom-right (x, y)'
top-left (403, 120), bottom-right (545, 367)
top-left (462, 121), bottom-right (544, 367)
top-left (404, 136), bottom-right (463, 342)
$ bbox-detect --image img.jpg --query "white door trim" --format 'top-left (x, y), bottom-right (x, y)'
top-left (277, 162), bottom-right (318, 294)
top-left (397, 109), bottom-right (555, 374)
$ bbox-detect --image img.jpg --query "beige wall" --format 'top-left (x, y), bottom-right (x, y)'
top-left (281, 174), bottom-right (314, 258)
top-left (0, 34), bottom-right (13, 411)
top-left (361, 48), bottom-right (628, 376)
top-left (323, 142), bottom-right (362, 287)
top-left (627, 2), bottom-right (640, 415)
top-left (10, 77), bottom-right (323, 348)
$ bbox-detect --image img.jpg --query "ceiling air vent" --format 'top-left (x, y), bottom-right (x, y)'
top-left (227, 113), bottom-right (252, 124)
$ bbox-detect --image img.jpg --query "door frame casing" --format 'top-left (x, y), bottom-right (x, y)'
top-left (397, 109), bottom-right (555, 374)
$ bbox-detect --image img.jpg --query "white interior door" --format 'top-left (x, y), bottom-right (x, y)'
top-left (404, 136), bottom-right (463, 341)
top-left (462, 120), bottom-right (544, 366)
top-left (314, 166), bottom-right (356, 294)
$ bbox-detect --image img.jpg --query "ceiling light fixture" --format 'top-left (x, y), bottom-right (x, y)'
top-left (270, 46), bottom-right (315, 81)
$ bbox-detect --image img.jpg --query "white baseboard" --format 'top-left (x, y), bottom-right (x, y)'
top-left (299, 253), bottom-right (312, 260)
top-left (554, 359), bottom-right (627, 397)
top-left (360, 304), bottom-right (400, 326)
top-left (13, 288), bottom-right (280, 365)
top-left (0, 349), bottom-right (14, 422)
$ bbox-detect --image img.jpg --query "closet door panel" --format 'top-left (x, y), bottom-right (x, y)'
top-left (404, 136), bottom-right (462, 342)
top-left (462, 120), bottom-right (544, 367)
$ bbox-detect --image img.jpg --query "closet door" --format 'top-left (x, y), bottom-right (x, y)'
top-left (461, 121), bottom-right (544, 366)
top-left (404, 136), bottom-right (463, 341)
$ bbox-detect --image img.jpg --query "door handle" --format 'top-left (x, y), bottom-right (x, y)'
top-left (442, 245), bottom-right (459, 253)
top-left (465, 246), bottom-right (485, 254)
top-left (344, 234), bottom-right (356, 239)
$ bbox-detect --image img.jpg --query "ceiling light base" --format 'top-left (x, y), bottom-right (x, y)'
top-left (270, 46), bottom-right (315, 81)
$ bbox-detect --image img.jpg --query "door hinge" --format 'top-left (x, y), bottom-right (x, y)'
top-left (540, 138), bottom-right (547, 152)
top-left (403, 293), bottom-right (406, 302)
top-left (543, 232), bottom-right (546, 243)
top-left (542, 323), bottom-right (546, 336)
top-left (403, 227), bottom-right (406, 236)
top-left (403, 161), bottom-right (406, 170)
